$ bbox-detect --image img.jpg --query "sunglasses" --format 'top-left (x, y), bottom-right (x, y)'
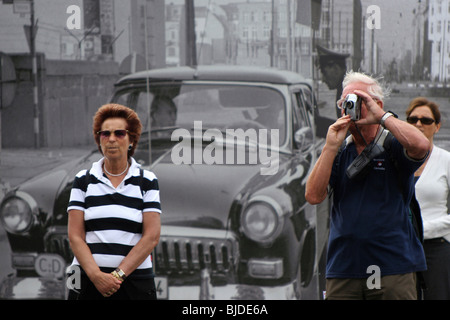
top-left (97, 130), bottom-right (129, 139)
top-left (406, 116), bottom-right (435, 125)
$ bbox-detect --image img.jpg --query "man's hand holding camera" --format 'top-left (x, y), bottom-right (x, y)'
top-left (325, 115), bottom-right (352, 153)
top-left (338, 88), bottom-right (429, 160)
top-left (351, 89), bottom-right (385, 126)
top-left (340, 89), bottom-right (384, 126)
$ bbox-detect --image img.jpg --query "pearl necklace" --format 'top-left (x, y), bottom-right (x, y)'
top-left (103, 162), bottom-right (129, 177)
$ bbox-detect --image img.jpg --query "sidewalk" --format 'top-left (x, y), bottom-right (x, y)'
top-left (0, 146), bottom-right (92, 200)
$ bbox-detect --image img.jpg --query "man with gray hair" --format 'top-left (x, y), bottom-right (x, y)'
top-left (305, 71), bottom-right (430, 299)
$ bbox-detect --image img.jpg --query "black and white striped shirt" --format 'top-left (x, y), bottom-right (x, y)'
top-left (67, 157), bottom-right (161, 278)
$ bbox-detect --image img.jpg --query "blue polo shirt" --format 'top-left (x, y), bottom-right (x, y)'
top-left (327, 135), bottom-right (427, 278)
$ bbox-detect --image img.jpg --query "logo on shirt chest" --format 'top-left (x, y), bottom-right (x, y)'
top-left (373, 158), bottom-right (385, 171)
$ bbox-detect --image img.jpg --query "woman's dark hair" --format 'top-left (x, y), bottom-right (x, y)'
top-left (93, 103), bottom-right (142, 157)
top-left (406, 97), bottom-right (441, 124)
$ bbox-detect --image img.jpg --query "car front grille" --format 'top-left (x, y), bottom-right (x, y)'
top-left (43, 225), bottom-right (239, 278)
top-left (44, 226), bottom-right (73, 262)
top-left (154, 226), bottom-right (239, 277)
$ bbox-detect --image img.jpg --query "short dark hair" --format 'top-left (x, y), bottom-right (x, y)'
top-left (93, 103), bottom-right (142, 157)
top-left (406, 97), bottom-right (441, 124)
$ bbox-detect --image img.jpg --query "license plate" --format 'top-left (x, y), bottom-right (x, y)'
top-left (155, 276), bottom-right (168, 299)
top-left (34, 254), bottom-right (66, 279)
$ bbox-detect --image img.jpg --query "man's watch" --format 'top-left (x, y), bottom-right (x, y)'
top-left (380, 111), bottom-right (398, 128)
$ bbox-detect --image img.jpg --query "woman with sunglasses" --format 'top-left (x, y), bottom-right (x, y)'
top-left (67, 103), bottom-right (161, 299)
top-left (406, 97), bottom-right (450, 300)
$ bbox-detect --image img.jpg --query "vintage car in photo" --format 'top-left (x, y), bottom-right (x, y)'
top-left (0, 65), bottom-right (330, 299)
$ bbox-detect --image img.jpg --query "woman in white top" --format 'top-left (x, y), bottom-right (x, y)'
top-left (406, 97), bottom-right (450, 300)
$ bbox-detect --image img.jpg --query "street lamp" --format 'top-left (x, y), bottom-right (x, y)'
top-left (64, 25), bottom-right (100, 60)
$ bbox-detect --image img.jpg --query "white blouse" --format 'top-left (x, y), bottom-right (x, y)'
top-left (415, 145), bottom-right (450, 242)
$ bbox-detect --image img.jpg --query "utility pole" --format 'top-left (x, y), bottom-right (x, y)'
top-left (370, 26), bottom-right (375, 74)
top-left (0, 55), bottom-right (3, 155)
top-left (270, 0), bottom-right (277, 67)
top-left (185, 0), bottom-right (197, 67)
top-left (30, 0), bottom-right (40, 148)
top-left (286, 0), bottom-right (292, 71)
top-left (143, 2), bottom-right (152, 165)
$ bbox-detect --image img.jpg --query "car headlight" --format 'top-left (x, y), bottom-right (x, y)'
top-left (0, 192), bottom-right (37, 234)
top-left (241, 196), bottom-right (283, 244)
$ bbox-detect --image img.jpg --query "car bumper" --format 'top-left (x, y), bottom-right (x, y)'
top-left (0, 274), bottom-right (318, 300)
top-left (0, 273), bottom-right (67, 299)
top-left (0, 276), bottom-right (299, 300)
top-left (158, 277), bottom-right (298, 300)
top-left (168, 284), bottom-right (297, 300)
top-left (157, 266), bottom-right (322, 300)
top-left (0, 252), bottom-right (68, 299)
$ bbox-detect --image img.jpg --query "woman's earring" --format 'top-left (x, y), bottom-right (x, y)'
top-left (128, 144), bottom-right (133, 151)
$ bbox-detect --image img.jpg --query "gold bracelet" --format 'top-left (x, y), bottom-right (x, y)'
top-left (111, 271), bottom-right (120, 281)
top-left (111, 268), bottom-right (126, 282)
top-left (111, 270), bottom-right (119, 281)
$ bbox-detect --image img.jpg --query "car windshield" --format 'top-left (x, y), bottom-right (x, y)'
top-left (115, 84), bottom-right (286, 143)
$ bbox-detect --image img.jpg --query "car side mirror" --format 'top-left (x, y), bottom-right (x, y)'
top-left (294, 127), bottom-right (314, 152)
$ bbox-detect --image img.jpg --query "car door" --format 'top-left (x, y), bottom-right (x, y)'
top-left (292, 85), bottom-right (329, 298)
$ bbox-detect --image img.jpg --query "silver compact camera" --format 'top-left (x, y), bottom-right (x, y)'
top-left (343, 93), bottom-right (361, 121)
